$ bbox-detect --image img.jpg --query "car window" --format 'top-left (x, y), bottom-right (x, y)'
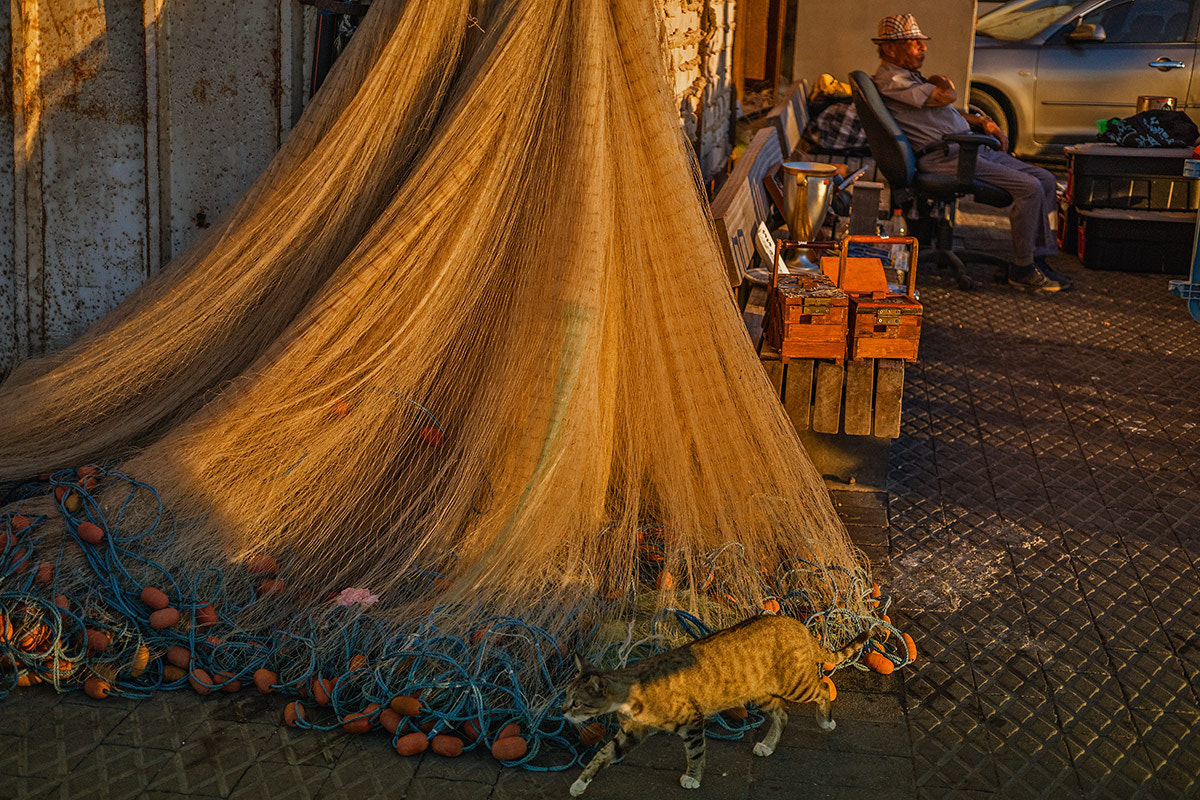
top-left (976, 0), bottom-right (1080, 40)
top-left (1077, 0), bottom-right (1193, 42)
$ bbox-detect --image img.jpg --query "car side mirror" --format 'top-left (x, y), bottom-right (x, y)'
top-left (1066, 22), bottom-right (1106, 42)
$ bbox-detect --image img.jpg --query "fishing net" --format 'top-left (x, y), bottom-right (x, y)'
top-left (0, 0), bottom-right (910, 766)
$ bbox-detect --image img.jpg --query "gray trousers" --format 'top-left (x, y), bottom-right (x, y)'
top-left (918, 147), bottom-right (1058, 266)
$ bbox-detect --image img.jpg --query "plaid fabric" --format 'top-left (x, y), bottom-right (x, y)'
top-left (803, 101), bottom-right (869, 155)
top-left (874, 13), bottom-right (929, 41)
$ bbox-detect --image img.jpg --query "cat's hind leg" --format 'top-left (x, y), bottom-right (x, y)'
top-left (676, 717), bottom-right (706, 789)
top-left (754, 698), bottom-right (788, 757)
top-left (570, 725), bottom-right (647, 796)
top-left (815, 679), bottom-right (836, 731)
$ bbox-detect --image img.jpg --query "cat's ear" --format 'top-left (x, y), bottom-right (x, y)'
top-left (573, 653), bottom-right (591, 677)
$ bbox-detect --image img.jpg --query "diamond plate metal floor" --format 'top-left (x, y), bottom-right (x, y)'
top-left (4, 201), bottom-right (1200, 798)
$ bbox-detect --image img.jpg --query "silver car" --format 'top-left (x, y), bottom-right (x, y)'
top-left (971, 0), bottom-right (1200, 156)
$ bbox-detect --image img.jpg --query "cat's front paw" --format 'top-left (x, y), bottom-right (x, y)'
top-left (818, 717), bottom-right (836, 732)
top-left (680, 775), bottom-right (701, 790)
top-left (569, 778), bottom-right (590, 796)
top-left (753, 742), bottom-right (774, 757)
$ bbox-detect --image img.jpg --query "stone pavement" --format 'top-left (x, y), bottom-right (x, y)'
top-left (3, 201), bottom-right (1200, 798)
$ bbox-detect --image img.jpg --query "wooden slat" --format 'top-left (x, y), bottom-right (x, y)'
top-left (761, 354), bottom-right (785, 400)
top-left (782, 358), bottom-right (814, 431)
top-left (765, 83), bottom-right (807, 159)
top-left (710, 127), bottom-right (784, 287)
top-left (811, 360), bottom-right (844, 434)
top-left (873, 358), bottom-right (905, 438)
top-left (849, 180), bottom-right (884, 235)
top-left (843, 359), bottom-right (875, 436)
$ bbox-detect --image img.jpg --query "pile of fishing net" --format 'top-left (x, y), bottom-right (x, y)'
top-left (0, 0), bottom-right (913, 769)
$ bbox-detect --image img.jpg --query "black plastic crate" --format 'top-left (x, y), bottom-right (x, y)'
top-left (1077, 208), bottom-right (1194, 274)
top-left (1066, 144), bottom-right (1199, 211)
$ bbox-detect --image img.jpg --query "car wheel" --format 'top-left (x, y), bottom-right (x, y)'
top-left (968, 86), bottom-right (1013, 153)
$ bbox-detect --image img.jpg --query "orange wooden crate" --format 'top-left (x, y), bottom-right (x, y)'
top-left (824, 235), bottom-right (923, 363)
top-left (764, 270), bottom-right (849, 363)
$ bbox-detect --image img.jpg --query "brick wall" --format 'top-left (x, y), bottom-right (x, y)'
top-left (663, 0), bottom-right (736, 181)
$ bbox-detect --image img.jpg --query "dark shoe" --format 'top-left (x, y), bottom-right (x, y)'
top-left (1008, 265), bottom-right (1061, 292)
top-left (1035, 257), bottom-right (1074, 290)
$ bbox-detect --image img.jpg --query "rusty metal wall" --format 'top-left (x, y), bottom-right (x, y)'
top-left (1, 0), bottom-right (313, 372)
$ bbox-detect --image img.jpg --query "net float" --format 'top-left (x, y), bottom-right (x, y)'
top-left (497, 722), bottom-right (521, 740)
top-left (349, 653), bottom-right (367, 671)
top-left (34, 563), bottom-right (53, 586)
top-left (431, 734), bottom-right (464, 757)
top-left (53, 595), bottom-right (70, 610)
top-left (903, 633), bottom-right (917, 663)
top-left (188, 667), bottom-right (214, 694)
top-left (418, 721), bottom-right (436, 734)
top-left (379, 708), bottom-right (402, 734)
top-left (656, 570), bottom-right (676, 591)
top-left (390, 695), bottom-right (422, 716)
top-left (342, 711), bottom-right (372, 734)
top-left (195, 604), bottom-right (218, 626)
top-left (246, 554), bottom-right (279, 575)
top-left (329, 398), bottom-right (350, 418)
top-left (311, 676), bottom-right (335, 706)
top-left (284, 701), bottom-right (305, 727)
top-left (10, 515), bottom-right (31, 532)
top-left (163, 665), bottom-right (187, 682)
top-left (166, 646), bottom-right (191, 668)
top-left (19, 622), bottom-right (51, 652)
top-left (726, 705), bottom-right (748, 720)
top-left (258, 578), bottom-right (285, 596)
top-left (461, 719), bottom-right (482, 741)
top-left (870, 583), bottom-right (882, 598)
top-left (418, 426), bottom-right (444, 448)
top-left (0, 616), bottom-right (12, 644)
top-left (85, 629), bottom-right (110, 652)
top-left (129, 645), bottom-right (150, 677)
top-left (253, 668), bottom-right (277, 694)
top-left (880, 614), bottom-right (892, 641)
top-left (77, 466), bottom-right (101, 479)
top-left (214, 670), bottom-right (241, 692)
top-left (821, 676), bottom-right (837, 702)
top-left (762, 598), bottom-right (780, 614)
top-left (16, 672), bottom-right (41, 687)
top-left (84, 677), bottom-right (111, 699)
top-left (45, 657), bottom-right (74, 677)
top-left (395, 731), bottom-right (429, 756)
top-left (864, 651), bottom-right (894, 675)
top-left (579, 722), bottom-right (605, 747)
top-left (149, 608), bottom-right (180, 630)
top-left (140, 587), bottom-right (170, 610)
top-left (77, 522), bottom-right (104, 545)
top-left (491, 735), bottom-right (528, 761)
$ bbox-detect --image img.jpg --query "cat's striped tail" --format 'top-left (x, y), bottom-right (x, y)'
top-left (824, 628), bottom-right (879, 665)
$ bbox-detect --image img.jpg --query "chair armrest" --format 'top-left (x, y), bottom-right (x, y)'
top-left (940, 133), bottom-right (1001, 192)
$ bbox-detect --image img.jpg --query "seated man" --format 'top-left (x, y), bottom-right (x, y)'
top-left (871, 14), bottom-right (1071, 291)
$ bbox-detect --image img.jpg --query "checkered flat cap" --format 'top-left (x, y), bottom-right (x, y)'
top-left (873, 13), bottom-right (930, 42)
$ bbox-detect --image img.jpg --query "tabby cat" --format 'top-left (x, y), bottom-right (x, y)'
top-left (561, 614), bottom-right (873, 795)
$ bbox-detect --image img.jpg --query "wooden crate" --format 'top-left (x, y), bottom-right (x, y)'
top-left (764, 269), bottom-right (848, 363)
top-left (821, 235), bottom-right (923, 363)
top-left (849, 294), bottom-right (922, 361)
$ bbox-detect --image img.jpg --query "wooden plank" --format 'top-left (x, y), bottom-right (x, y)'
top-left (873, 358), bottom-right (905, 438)
top-left (848, 180), bottom-right (884, 235)
top-left (811, 360), bottom-right (844, 434)
top-left (843, 359), bottom-right (875, 436)
top-left (710, 127), bottom-right (783, 287)
top-left (782, 358), bottom-right (814, 431)
top-left (761, 355), bottom-right (785, 401)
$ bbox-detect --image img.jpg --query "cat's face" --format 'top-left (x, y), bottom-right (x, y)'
top-left (562, 657), bottom-right (619, 724)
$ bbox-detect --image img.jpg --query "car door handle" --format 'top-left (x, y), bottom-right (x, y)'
top-left (1149, 58), bottom-right (1186, 70)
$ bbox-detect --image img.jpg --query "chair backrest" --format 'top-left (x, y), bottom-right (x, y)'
top-left (849, 70), bottom-right (916, 191)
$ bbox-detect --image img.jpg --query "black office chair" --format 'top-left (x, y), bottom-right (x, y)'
top-left (849, 69), bottom-right (1011, 290)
